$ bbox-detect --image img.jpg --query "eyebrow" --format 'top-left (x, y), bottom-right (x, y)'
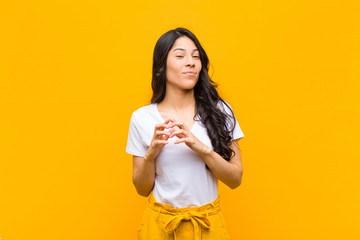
top-left (173, 48), bottom-right (199, 52)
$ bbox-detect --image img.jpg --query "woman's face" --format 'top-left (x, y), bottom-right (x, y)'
top-left (165, 36), bottom-right (202, 90)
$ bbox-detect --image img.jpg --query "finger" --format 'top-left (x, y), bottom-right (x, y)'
top-left (164, 118), bottom-right (176, 125)
top-left (155, 123), bottom-right (168, 131)
top-left (162, 128), bottom-right (175, 140)
top-left (174, 138), bottom-right (187, 144)
top-left (153, 139), bottom-right (168, 146)
top-left (164, 118), bottom-right (178, 128)
top-left (155, 130), bottom-right (171, 138)
top-left (169, 129), bottom-right (188, 138)
top-left (154, 126), bottom-right (170, 142)
top-left (168, 121), bottom-right (188, 130)
top-left (163, 134), bottom-right (171, 141)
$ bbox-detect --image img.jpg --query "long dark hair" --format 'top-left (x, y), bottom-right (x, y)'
top-left (151, 27), bottom-right (237, 161)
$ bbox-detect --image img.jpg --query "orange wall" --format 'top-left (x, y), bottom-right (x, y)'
top-left (1, 1), bottom-right (359, 239)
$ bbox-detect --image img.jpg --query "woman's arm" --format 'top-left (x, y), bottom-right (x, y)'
top-left (132, 119), bottom-right (175, 197)
top-left (168, 121), bottom-right (243, 189)
top-left (199, 140), bottom-right (243, 189)
top-left (132, 155), bottom-right (156, 197)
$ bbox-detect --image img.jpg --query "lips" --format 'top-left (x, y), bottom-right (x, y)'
top-left (183, 71), bottom-right (196, 75)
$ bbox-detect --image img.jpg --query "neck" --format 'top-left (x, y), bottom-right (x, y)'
top-left (159, 84), bottom-right (196, 111)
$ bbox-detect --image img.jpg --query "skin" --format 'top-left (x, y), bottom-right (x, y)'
top-left (132, 36), bottom-right (243, 197)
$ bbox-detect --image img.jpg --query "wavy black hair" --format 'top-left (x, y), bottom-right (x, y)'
top-left (150, 27), bottom-right (238, 162)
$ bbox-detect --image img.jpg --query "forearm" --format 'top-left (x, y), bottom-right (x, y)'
top-left (132, 155), bottom-right (156, 197)
top-left (200, 149), bottom-right (243, 189)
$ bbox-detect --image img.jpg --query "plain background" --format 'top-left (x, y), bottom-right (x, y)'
top-left (0, 0), bottom-right (359, 239)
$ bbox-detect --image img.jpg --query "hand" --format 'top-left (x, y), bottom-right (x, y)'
top-left (168, 120), bottom-right (211, 156)
top-left (144, 118), bottom-right (175, 161)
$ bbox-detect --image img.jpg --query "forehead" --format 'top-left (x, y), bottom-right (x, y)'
top-left (171, 36), bottom-right (198, 51)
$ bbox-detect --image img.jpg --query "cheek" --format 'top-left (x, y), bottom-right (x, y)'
top-left (165, 67), bottom-right (177, 83)
top-left (167, 61), bottom-right (182, 76)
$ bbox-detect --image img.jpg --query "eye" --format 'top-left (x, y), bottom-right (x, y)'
top-left (193, 56), bottom-right (200, 58)
top-left (176, 55), bottom-right (184, 58)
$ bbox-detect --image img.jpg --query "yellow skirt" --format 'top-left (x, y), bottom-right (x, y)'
top-left (137, 192), bottom-right (231, 240)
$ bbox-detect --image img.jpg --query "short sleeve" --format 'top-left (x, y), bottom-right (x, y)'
top-left (125, 113), bottom-right (148, 157)
top-left (219, 100), bottom-right (245, 141)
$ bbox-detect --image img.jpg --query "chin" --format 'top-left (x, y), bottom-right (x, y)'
top-left (168, 79), bottom-right (198, 90)
top-left (182, 83), bottom-right (197, 90)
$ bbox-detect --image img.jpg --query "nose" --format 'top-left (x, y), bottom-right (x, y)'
top-left (186, 55), bottom-right (195, 67)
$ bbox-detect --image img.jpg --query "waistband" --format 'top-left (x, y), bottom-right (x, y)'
top-left (147, 192), bottom-right (221, 240)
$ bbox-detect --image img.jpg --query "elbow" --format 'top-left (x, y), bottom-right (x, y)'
top-left (134, 183), bottom-right (151, 197)
top-left (229, 180), bottom-right (241, 189)
top-left (229, 172), bottom-right (243, 189)
top-left (132, 178), bottom-right (153, 197)
top-left (136, 188), bottom-right (151, 197)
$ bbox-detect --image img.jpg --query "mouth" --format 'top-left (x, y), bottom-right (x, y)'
top-left (182, 72), bottom-right (196, 76)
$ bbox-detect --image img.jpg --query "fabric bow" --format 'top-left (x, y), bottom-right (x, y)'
top-left (164, 210), bottom-right (211, 240)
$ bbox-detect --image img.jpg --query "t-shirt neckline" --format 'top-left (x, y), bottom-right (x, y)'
top-left (154, 103), bottom-right (198, 133)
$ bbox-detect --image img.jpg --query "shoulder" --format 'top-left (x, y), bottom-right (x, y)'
top-left (216, 99), bottom-right (234, 115)
top-left (131, 103), bottom-right (155, 121)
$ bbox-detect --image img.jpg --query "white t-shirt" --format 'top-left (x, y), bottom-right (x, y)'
top-left (125, 100), bottom-right (244, 208)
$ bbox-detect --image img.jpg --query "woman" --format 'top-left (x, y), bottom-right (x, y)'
top-left (126, 27), bottom-right (245, 240)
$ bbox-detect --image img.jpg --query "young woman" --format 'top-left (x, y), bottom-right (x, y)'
top-left (126, 27), bottom-right (245, 240)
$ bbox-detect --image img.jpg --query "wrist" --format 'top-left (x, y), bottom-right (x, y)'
top-left (144, 152), bottom-right (155, 162)
top-left (199, 145), bottom-right (212, 158)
